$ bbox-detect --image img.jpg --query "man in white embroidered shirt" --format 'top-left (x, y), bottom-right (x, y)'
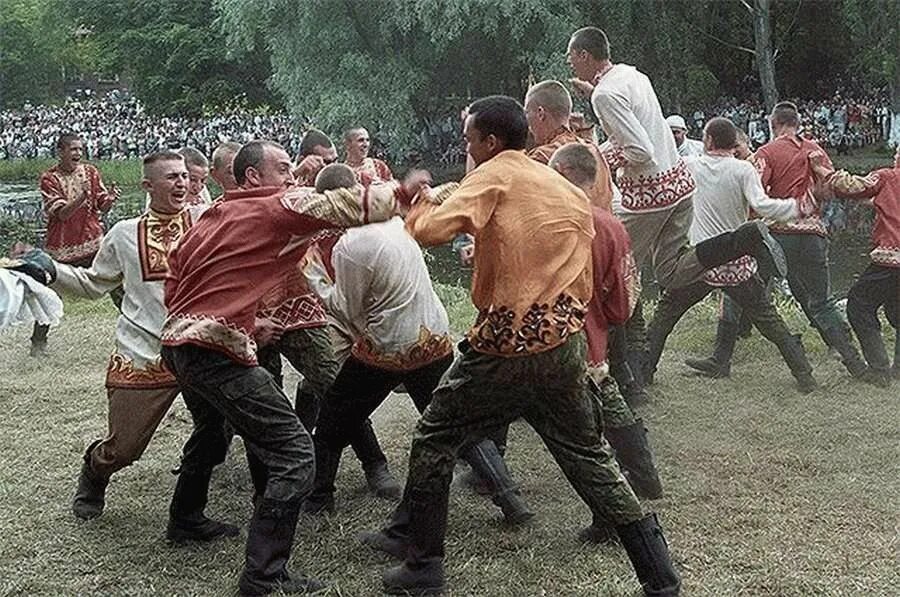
top-left (642, 118), bottom-right (819, 394)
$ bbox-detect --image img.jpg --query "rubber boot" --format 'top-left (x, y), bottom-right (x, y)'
top-left (820, 324), bottom-right (868, 379)
top-left (893, 333), bottom-right (900, 380)
top-left (605, 420), bottom-right (664, 500)
top-left (849, 318), bottom-right (893, 387)
top-left (777, 334), bottom-right (819, 394)
top-left (684, 320), bottom-right (738, 378)
top-left (695, 220), bottom-right (787, 280)
top-left (382, 488), bottom-right (448, 596)
top-left (578, 515), bottom-right (619, 544)
top-left (30, 322), bottom-right (49, 357)
top-left (617, 513), bottom-right (681, 596)
top-left (72, 440), bottom-right (108, 520)
top-left (348, 418), bottom-right (393, 495)
top-left (364, 460), bottom-right (402, 500)
top-left (239, 498), bottom-right (329, 596)
top-left (300, 441), bottom-right (341, 515)
top-left (167, 468), bottom-right (239, 543)
top-left (462, 439), bottom-right (534, 525)
top-left (358, 491), bottom-right (411, 561)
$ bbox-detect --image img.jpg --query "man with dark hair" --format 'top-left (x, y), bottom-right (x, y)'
top-left (37, 152), bottom-right (237, 541)
top-left (161, 141), bottom-right (423, 596)
top-left (314, 163), bottom-right (356, 193)
top-left (295, 129), bottom-right (338, 186)
top-left (695, 102), bottom-right (868, 381)
top-left (360, 95), bottom-right (680, 597)
top-left (549, 143), bottom-right (663, 503)
top-left (343, 127), bottom-right (394, 183)
top-left (566, 26), bottom-right (786, 394)
top-left (210, 141), bottom-right (242, 195)
top-left (35, 133), bottom-right (119, 355)
top-left (644, 117), bottom-right (818, 393)
top-left (238, 142), bottom-right (402, 502)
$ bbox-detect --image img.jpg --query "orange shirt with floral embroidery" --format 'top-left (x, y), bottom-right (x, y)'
top-left (405, 150), bottom-right (594, 357)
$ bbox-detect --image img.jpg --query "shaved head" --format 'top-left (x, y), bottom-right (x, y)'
top-left (525, 80), bottom-right (573, 119)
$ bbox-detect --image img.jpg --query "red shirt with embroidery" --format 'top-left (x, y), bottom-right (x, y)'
top-left (162, 184), bottom-right (407, 364)
top-left (346, 157), bottom-right (393, 184)
top-left (40, 163), bottom-right (114, 263)
top-left (825, 166), bottom-right (900, 268)
top-left (753, 134), bottom-right (831, 237)
top-left (584, 207), bottom-right (637, 379)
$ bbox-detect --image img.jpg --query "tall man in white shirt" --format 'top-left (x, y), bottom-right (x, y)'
top-left (566, 26), bottom-right (788, 387)
top-left (643, 118), bottom-right (818, 393)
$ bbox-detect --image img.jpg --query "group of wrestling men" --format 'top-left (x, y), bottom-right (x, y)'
top-left (9, 26), bottom-right (898, 597)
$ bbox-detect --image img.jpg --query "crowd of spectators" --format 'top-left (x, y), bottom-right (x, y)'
top-left (685, 80), bottom-right (892, 152)
top-left (0, 90), bottom-right (300, 161)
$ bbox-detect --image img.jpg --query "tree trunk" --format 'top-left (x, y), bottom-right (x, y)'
top-left (752, 0), bottom-right (779, 111)
top-left (890, 66), bottom-right (900, 147)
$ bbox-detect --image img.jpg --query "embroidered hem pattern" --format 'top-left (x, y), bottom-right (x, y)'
top-left (351, 327), bottom-right (454, 372)
top-left (256, 293), bottom-right (328, 330)
top-left (105, 353), bottom-right (178, 389)
top-left (161, 313), bottom-right (258, 365)
top-left (468, 293), bottom-right (588, 356)
top-left (769, 215), bottom-right (828, 237)
top-left (871, 246), bottom-right (900, 268)
top-left (618, 159), bottom-right (696, 211)
top-left (703, 255), bottom-right (758, 287)
top-left (46, 236), bottom-right (102, 263)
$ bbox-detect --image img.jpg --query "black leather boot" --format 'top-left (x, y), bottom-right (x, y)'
top-left (820, 323), bottom-right (868, 378)
top-left (364, 460), bottom-right (402, 500)
top-left (382, 488), bottom-right (448, 596)
top-left (72, 440), bottom-right (108, 520)
top-left (300, 441), bottom-right (341, 515)
top-left (617, 513), bottom-right (681, 596)
top-left (684, 320), bottom-right (738, 378)
top-left (349, 418), bottom-right (396, 496)
top-left (578, 515), bottom-right (619, 544)
top-left (695, 220), bottom-right (787, 280)
top-left (605, 420), bottom-right (663, 500)
top-left (30, 323), bottom-right (49, 357)
top-left (167, 468), bottom-right (239, 543)
top-left (777, 334), bottom-right (819, 394)
top-left (358, 490), bottom-right (411, 561)
top-left (462, 439), bottom-right (534, 525)
top-left (239, 498), bottom-right (329, 596)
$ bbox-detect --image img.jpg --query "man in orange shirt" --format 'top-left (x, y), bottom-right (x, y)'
top-left (360, 96), bottom-right (680, 597)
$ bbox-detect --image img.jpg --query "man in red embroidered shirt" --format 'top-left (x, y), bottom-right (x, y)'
top-left (160, 140), bottom-right (420, 597)
top-left (811, 145), bottom-right (900, 387)
top-left (730, 101), bottom-right (866, 380)
top-left (343, 126), bottom-right (394, 183)
top-left (244, 140), bottom-right (402, 503)
top-left (548, 142), bottom-right (664, 510)
top-left (34, 133), bottom-right (118, 355)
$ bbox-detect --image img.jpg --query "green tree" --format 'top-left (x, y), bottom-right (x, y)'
top-left (56, 0), bottom-right (277, 116)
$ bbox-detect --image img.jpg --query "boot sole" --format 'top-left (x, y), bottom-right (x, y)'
top-left (383, 584), bottom-right (446, 596)
top-left (167, 525), bottom-right (240, 544)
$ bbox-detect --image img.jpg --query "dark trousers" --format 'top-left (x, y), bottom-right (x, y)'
top-left (385, 334), bottom-right (641, 545)
top-left (258, 326), bottom-right (387, 468)
top-left (847, 264), bottom-right (899, 374)
top-left (647, 275), bottom-right (810, 377)
top-left (773, 233), bottom-right (847, 339)
top-left (161, 344), bottom-right (315, 505)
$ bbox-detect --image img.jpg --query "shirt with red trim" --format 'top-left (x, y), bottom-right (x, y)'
top-left (40, 163), bottom-right (114, 263)
top-left (161, 183), bottom-right (409, 364)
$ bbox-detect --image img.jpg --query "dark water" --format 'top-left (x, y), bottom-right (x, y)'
top-left (424, 234), bottom-right (873, 298)
top-left (0, 182), bottom-right (872, 296)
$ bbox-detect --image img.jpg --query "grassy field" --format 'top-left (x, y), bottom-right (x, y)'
top-left (0, 289), bottom-right (897, 596)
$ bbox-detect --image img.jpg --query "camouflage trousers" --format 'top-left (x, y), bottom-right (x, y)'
top-left (405, 332), bottom-right (643, 526)
top-left (591, 375), bottom-right (636, 429)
